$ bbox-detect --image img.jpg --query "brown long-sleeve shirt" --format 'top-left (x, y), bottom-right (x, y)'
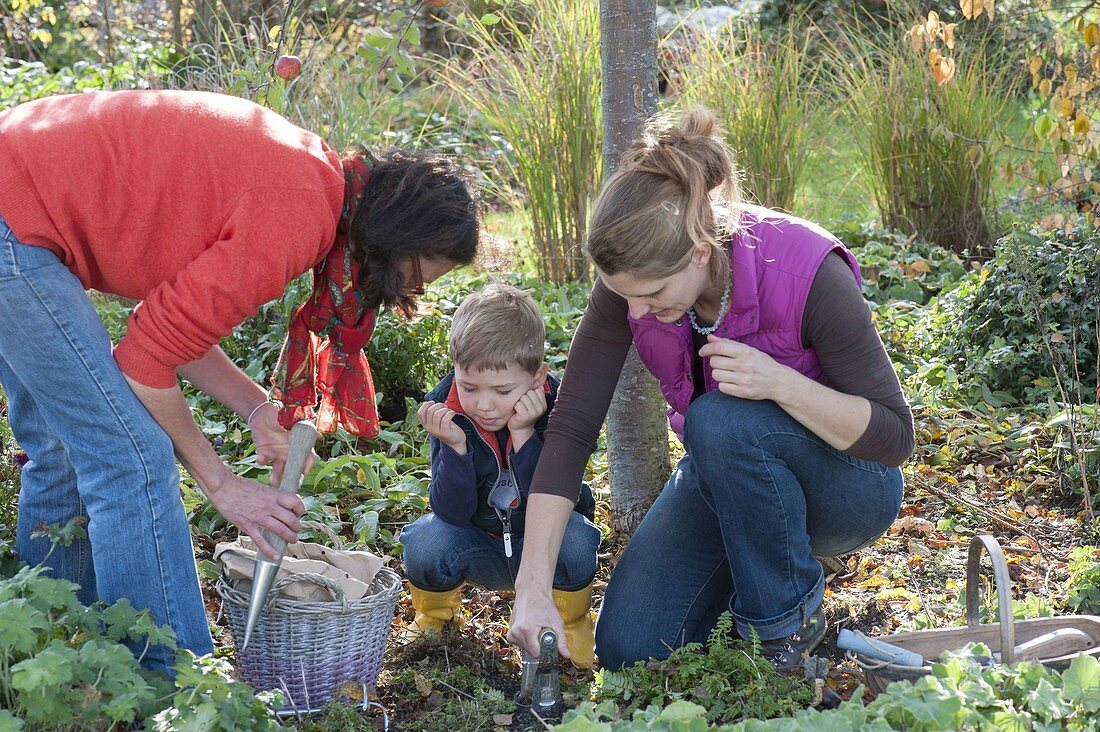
top-left (530, 252), bottom-right (915, 502)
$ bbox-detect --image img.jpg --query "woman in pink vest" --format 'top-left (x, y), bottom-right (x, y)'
top-left (508, 108), bottom-right (912, 671)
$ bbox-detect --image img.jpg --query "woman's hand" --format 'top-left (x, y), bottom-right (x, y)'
top-left (417, 401), bottom-right (467, 453)
top-left (205, 472), bottom-right (306, 559)
top-left (508, 493), bottom-right (577, 660)
top-left (248, 401), bottom-right (317, 486)
top-left (508, 587), bottom-right (570, 661)
top-left (698, 335), bottom-right (794, 401)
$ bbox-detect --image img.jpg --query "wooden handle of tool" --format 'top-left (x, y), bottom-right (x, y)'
top-left (259, 420), bottom-right (318, 559)
top-left (1010, 629), bottom-right (1095, 661)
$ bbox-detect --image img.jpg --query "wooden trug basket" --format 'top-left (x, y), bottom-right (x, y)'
top-left (851, 534), bottom-right (1100, 696)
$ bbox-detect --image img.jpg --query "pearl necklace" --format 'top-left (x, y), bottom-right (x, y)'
top-left (686, 286), bottom-right (731, 335)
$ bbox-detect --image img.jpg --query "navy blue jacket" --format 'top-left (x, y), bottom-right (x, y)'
top-left (423, 371), bottom-right (595, 537)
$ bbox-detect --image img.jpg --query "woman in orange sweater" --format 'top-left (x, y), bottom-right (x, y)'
top-left (0, 90), bottom-right (480, 674)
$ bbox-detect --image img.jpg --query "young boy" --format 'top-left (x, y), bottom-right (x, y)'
top-left (400, 283), bottom-right (600, 667)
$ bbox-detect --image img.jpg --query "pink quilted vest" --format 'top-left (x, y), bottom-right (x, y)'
top-left (628, 205), bottom-right (861, 437)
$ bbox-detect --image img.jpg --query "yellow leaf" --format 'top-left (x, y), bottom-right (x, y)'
top-left (413, 671), bottom-right (432, 697)
top-left (1075, 112), bottom-right (1091, 135)
top-left (1066, 63), bottom-right (1079, 86)
top-left (1029, 56), bottom-right (1043, 76)
top-left (876, 587), bottom-right (917, 602)
top-left (933, 55), bottom-right (956, 85)
top-left (1039, 78), bottom-right (1052, 97)
top-left (985, 0), bottom-right (994, 20)
top-left (944, 23), bottom-right (956, 49)
top-left (1060, 97), bottom-right (1075, 118)
top-left (907, 26), bottom-right (924, 53)
top-left (909, 259), bottom-right (932, 274)
top-left (1086, 23), bottom-right (1100, 48)
top-left (856, 574), bottom-right (892, 590)
top-left (960, 0), bottom-right (977, 21)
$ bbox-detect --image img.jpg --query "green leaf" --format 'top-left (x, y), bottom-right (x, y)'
top-left (1026, 678), bottom-right (1073, 723)
top-left (0, 599), bottom-right (49, 654)
top-left (1033, 113), bottom-right (1057, 140)
top-left (101, 598), bottom-right (141, 641)
top-left (1061, 654), bottom-right (1100, 712)
top-left (480, 12), bottom-right (502, 25)
top-left (11, 642), bottom-right (77, 692)
top-left (0, 710), bottom-right (24, 732)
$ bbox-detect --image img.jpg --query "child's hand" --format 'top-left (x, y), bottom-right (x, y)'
top-left (507, 387), bottom-right (548, 434)
top-left (417, 402), bottom-right (467, 453)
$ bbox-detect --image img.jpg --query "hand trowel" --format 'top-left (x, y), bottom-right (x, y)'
top-left (241, 419), bottom-right (318, 650)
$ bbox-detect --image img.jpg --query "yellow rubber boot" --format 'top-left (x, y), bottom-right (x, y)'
top-left (552, 584), bottom-right (596, 669)
top-left (407, 584), bottom-right (464, 637)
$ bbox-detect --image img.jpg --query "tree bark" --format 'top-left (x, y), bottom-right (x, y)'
top-left (170, 0), bottom-right (184, 47)
top-left (600, 0), bottom-right (669, 537)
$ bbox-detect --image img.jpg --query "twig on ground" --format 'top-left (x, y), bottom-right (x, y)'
top-left (879, 533), bottom-right (1045, 556)
top-left (435, 678), bottom-right (477, 701)
top-left (912, 476), bottom-right (1067, 562)
top-left (529, 708), bottom-right (554, 730)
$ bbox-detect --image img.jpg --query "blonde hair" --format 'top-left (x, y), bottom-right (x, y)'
top-left (449, 283), bottom-right (546, 374)
top-left (585, 107), bottom-right (741, 284)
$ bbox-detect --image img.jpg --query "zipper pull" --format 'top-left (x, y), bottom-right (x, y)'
top-left (502, 513), bottom-right (513, 558)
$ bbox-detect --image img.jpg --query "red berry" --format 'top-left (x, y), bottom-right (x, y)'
top-left (274, 55), bottom-right (302, 81)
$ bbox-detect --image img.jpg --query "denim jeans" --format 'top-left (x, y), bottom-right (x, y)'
top-left (0, 216), bottom-right (213, 674)
top-left (596, 390), bottom-right (903, 670)
top-left (402, 510), bottom-right (601, 592)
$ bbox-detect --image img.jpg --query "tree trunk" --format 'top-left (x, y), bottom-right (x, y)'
top-left (600, 0), bottom-right (669, 537)
top-left (170, 0), bottom-right (184, 46)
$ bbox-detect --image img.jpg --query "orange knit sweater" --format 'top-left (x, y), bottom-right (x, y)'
top-left (0, 90), bottom-right (345, 387)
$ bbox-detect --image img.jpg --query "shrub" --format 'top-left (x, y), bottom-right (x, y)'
top-left (365, 305), bottom-right (451, 424)
top-left (0, 561), bottom-right (285, 730)
top-left (827, 15), bottom-right (1013, 258)
top-left (930, 223), bottom-right (1100, 405)
top-left (437, 0), bottom-right (602, 284)
top-left (678, 19), bottom-right (819, 211)
top-left (557, 648), bottom-right (1100, 731)
top-left (833, 220), bottom-right (969, 306)
top-left (1067, 546), bottom-right (1100, 615)
top-left (593, 613), bottom-right (814, 725)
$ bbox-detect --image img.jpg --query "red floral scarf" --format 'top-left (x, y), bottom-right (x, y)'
top-left (271, 156), bottom-right (379, 437)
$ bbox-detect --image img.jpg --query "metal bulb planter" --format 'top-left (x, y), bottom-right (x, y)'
top-left (516, 629), bottom-right (562, 715)
top-left (241, 420), bottom-right (319, 650)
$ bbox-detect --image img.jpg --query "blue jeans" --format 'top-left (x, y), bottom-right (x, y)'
top-left (596, 391), bottom-right (903, 670)
top-left (0, 217), bottom-right (213, 674)
top-left (402, 510), bottom-right (601, 592)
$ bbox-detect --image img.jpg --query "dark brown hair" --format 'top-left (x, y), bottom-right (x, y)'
top-left (344, 146), bottom-right (481, 318)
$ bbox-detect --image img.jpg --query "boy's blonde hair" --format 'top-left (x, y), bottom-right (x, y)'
top-left (449, 283), bottom-right (545, 374)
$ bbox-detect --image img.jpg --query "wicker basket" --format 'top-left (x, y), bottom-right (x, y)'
top-left (850, 535), bottom-right (1100, 696)
top-left (218, 564), bottom-right (401, 711)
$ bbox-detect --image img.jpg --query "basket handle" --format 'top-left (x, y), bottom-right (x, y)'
top-left (270, 571), bottom-right (349, 611)
top-left (299, 519), bottom-right (345, 551)
top-left (965, 534), bottom-right (1015, 664)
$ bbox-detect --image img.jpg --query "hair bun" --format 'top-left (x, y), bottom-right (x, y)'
top-left (620, 107), bottom-right (731, 194)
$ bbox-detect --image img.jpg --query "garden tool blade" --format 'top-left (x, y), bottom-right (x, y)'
top-left (241, 419), bottom-right (318, 650)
